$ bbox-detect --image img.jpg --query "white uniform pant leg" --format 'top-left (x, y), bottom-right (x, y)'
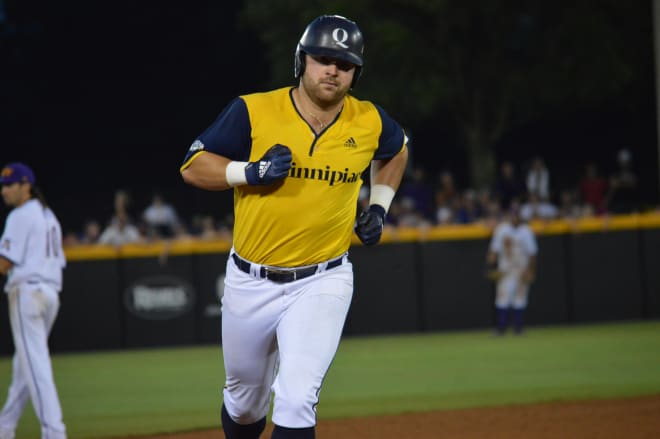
top-left (495, 272), bottom-right (530, 309)
top-left (271, 263), bottom-right (353, 428)
top-left (512, 281), bottom-right (530, 309)
top-left (0, 352), bottom-right (30, 435)
top-left (221, 260), bottom-right (280, 425)
top-left (7, 285), bottom-right (66, 439)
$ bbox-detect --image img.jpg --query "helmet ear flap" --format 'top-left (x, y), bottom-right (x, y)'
top-left (351, 66), bottom-right (362, 88)
top-left (294, 46), bottom-right (306, 80)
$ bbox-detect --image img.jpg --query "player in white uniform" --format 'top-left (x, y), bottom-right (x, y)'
top-left (486, 206), bottom-right (538, 335)
top-left (0, 163), bottom-right (67, 439)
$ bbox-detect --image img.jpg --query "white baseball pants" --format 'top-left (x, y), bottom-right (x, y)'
top-left (495, 270), bottom-right (530, 309)
top-left (0, 283), bottom-right (66, 439)
top-left (221, 255), bottom-right (353, 429)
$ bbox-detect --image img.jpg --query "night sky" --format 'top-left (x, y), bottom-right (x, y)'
top-left (2, 1), bottom-right (261, 231)
top-left (1, 1), bottom-right (658, 234)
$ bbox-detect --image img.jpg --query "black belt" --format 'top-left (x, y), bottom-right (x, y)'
top-left (231, 253), bottom-right (344, 283)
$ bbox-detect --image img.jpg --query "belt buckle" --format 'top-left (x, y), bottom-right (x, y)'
top-left (263, 267), bottom-right (296, 282)
top-left (264, 267), bottom-right (290, 276)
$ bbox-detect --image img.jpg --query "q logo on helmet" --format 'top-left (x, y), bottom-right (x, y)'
top-left (332, 28), bottom-right (349, 48)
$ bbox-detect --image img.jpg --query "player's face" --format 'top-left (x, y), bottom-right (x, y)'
top-left (301, 55), bottom-right (355, 105)
top-left (1, 182), bottom-right (29, 207)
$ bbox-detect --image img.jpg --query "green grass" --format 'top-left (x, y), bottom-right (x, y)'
top-left (2, 320), bottom-right (660, 438)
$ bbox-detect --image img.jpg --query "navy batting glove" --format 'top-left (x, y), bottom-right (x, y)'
top-left (355, 204), bottom-right (386, 246)
top-left (245, 144), bottom-right (292, 185)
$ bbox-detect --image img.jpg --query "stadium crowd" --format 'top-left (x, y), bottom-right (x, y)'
top-left (62, 148), bottom-right (655, 247)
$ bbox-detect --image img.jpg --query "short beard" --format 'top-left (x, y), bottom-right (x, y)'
top-left (301, 75), bottom-right (349, 109)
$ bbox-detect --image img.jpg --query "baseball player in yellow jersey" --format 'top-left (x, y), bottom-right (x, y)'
top-left (180, 14), bottom-right (408, 439)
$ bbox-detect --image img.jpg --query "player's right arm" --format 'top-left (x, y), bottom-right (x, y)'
top-left (180, 97), bottom-right (291, 191)
top-left (182, 145), bottom-right (292, 191)
top-left (180, 97), bottom-right (250, 192)
top-left (181, 152), bottom-right (234, 191)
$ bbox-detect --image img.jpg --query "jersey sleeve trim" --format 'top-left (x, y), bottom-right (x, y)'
top-left (179, 151), bottom-right (206, 173)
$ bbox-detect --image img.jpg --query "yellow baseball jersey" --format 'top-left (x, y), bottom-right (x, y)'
top-left (181, 87), bottom-right (406, 266)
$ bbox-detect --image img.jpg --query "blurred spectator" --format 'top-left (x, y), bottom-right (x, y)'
top-left (191, 214), bottom-right (229, 241)
top-left (98, 211), bottom-right (142, 246)
top-left (190, 214), bottom-right (211, 238)
top-left (199, 215), bottom-right (219, 240)
top-left (607, 148), bottom-right (640, 214)
top-left (526, 156), bottom-right (550, 201)
top-left (578, 162), bottom-right (608, 216)
top-left (397, 165), bottom-right (435, 221)
top-left (142, 192), bottom-right (185, 239)
top-left (217, 213), bottom-right (235, 240)
top-left (558, 189), bottom-right (584, 219)
top-left (397, 196), bottom-right (432, 228)
top-left (62, 219), bottom-right (102, 247)
top-left (434, 170), bottom-right (459, 221)
top-left (519, 193), bottom-right (559, 222)
top-left (62, 231), bottom-right (81, 247)
top-left (492, 161), bottom-right (526, 210)
top-left (435, 170), bottom-right (458, 204)
top-left (452, 189), bottom-right (480, 224)
top-left (435, 192), bottom-right (453, 224)
top-left (79, 219), bottom-right (102, 244)
top-left (114, 189), bottom-right (133, 220)
top-left (477, 188), bottom-right (502, 229)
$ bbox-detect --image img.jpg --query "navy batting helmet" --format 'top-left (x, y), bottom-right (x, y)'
top-left (294, 15), bottom-right (364, 88)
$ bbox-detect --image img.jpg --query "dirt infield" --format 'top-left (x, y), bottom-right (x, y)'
top-left (133, 394), bottom-right (660, 439)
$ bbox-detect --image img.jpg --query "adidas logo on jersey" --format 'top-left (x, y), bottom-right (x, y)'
top-left (258, 160), bottom-right (272, 178)
top-left (344, 137), bottom-right (357, 148)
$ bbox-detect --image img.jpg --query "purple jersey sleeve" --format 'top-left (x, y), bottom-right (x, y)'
top-left (373, 104), bottom-right (406, 160)
top-left (182, 97), bottom-right (252, 165)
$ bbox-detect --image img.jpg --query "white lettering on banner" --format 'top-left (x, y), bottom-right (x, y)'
top-left (133, 286), bottom-right (188, 311)
top-left (124, 275), bottom-right (195, 320)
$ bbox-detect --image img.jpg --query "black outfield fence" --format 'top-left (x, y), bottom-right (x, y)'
top-left (1, 214), bottom-right (658, 354)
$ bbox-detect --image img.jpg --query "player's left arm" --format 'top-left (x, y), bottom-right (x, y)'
top-left (369, 146), bottom-right (408, 205)
top-left (355, 146), bottom-right (408, 246)
top-left (366, 104), bottom-right (410, 214)
top-left (355, 105), bottom-right (409, 245)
